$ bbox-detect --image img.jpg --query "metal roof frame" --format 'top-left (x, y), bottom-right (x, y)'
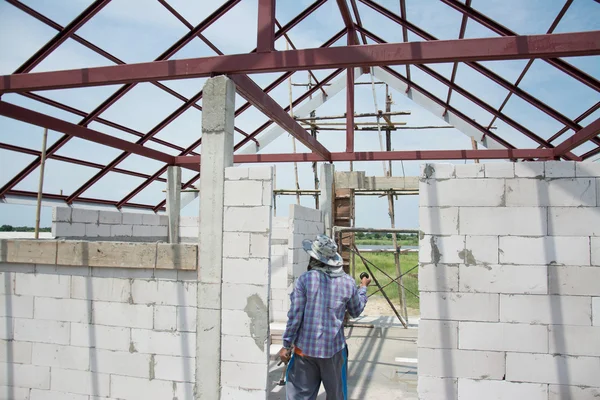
top-left (0, 0), bottom-right (598, 212)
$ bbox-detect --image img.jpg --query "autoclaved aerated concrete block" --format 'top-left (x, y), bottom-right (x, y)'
top-left (224, 180), bottom-right (263, 206)
top-left (548, 325), bottom-right (600, 357)
top-left (454, 164), bottom-right (484, 179)
top-left (500, 294), bottom-right (591, 325)
top-left (545, 161), bottom-right (575, 178)
top-left (52, 207), bottom-right (72, 222)
top-left (98, 210), bottom-right (122, 224)
top-left (458, 321), bottom-right (548, 353)
top-left (418, 348), bottom-right (505, 379)
top-left (458, 379), bottom-right (547, 400)
top-left (459, 265), bottom-right (547, 294)
top-left (484, 162), bottom-right (514, 178)
top-left (418, 377), bottom-right (457, 400)
top-left (419, 292), bottom-right (499, 322)
top-left (548, 207), bottom-right (600, 236)
top-left (514, 162), bottom-right (544, 178)
top-left (549, 266), bottom-right (600, 296)
top-left (420, 163), bottom-right (455, 180)
top-left (419, 207), bottom-right (459, 235)
top-left (418, 320), bottom-right (458, 349)
top-left (506, 178), bottom-right (596, 207)
top-left (459, 207), bottom-right (547, 236)
top-left (498, 236), bottom-right (590, 265)
top-left (464, 236), bottom-right (498, 265)
top-left (419, 265), bottom-right (459, 292)
top-left (506, 353), bottom-right (599, 387)
top-left (420, 179), bottom-right (505, 207)
top-left (71, 209), bottom-right (99, 224)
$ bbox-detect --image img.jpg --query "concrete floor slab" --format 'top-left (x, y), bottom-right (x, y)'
top-left (268, 326), bottom-right (418, 399)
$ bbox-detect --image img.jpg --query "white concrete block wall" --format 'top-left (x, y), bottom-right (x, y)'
top-left (270, 216), bottom-right (289, 323)
top-left (52, 207), bottom-right (170, 242)
top-left (279, 204), bottom-right (325, 322)
top-left (0, 264), bottom-right (196, 400)
top-left (418, 161), bottom-right (600, 400)
top-left (220, 166), bottom-right (273, 398)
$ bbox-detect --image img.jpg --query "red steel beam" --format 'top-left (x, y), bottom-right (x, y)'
top-left (0, 102), bottom-right (175, 164)
top-left (379, 65), bottom-right (516, 151)
top-left (582, 146), bottom-right (600, 160)
top-left (152, 67), bottom-right (344, 211)
top-left (1, 31), bottom-right (598, 93)
top-left (174, 148), bottom-right (554, 164)
top-left (274, 19), bottom-right (327, 97)
top-left (234, 68), bottom-right (344, 151)
top-left (5, 189), bottom-right (164, 211)
top-left (13, 0), bottom-right (110, 73)
top-left (122, 31), bottom-right (345, 211)
top-left (20, 92), bottom-right (199, 156)
top-left (65, 89), bottom-right (204, 204)
top-left (359, 0), bottom-right (587, 135)
top-left (356, 26), bottom-right (573, 156)
top-left (122, 18), bottom-right (343, 211)
top-left (231, 75), bottom-right (331, 161)
top-left (0, 142), bottom-right (167, 182)
top-left (336, 0), bottom-right (359, 44)
top-left (0, 0), bottom-right (242, 199)
top-left (346, 33), bottom-right (355, 153)
top-left (554, 118), bottom-right (600, 156)
top-left (439, 0), bottom-right (600, 92)
top-left (348, 0), bottom-right (368, 44)
top-left (398, 0), bottom-right (411, 86)
top-left (257, 0), bottom-right (276, 52)
top-left (444, 0), bottom-right (471, 115)
top-left (547, 101), bottom-right (600, 144)
top-left (487, 0), bottom-right (573, 130)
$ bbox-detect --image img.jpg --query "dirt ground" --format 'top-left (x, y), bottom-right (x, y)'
top-left (362, 295), bottom-right (420, 317)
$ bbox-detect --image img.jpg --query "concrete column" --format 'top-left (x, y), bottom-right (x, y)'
top-left (166, 166), bottom-right (181, 243)
top-left (319, 163), bottom-right (334, 237)
top-left (196, 76), bottom-right (235, 400)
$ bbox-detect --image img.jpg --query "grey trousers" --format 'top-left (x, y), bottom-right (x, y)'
top-left (285, 347), bottom-right (348, 400)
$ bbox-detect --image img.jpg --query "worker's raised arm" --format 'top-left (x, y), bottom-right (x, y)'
top-left (346, 275), bottom-right (370, 318)
top-left (282, 275), bottom-right (307, 349)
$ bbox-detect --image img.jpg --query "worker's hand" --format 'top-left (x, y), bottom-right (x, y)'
top-left (278, 347), bottom-right (292, 363)
top-left (360, 276), bottom-right (372, 287)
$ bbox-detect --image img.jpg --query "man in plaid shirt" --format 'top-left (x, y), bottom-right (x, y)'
top-left (278, 234), bottom-right (370, 399)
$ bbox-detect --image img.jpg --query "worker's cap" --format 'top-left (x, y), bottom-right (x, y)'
top-left (302, 234), bottom-right (343, 267)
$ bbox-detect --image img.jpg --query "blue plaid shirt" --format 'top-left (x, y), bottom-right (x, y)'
top-left (282, 270), bottom-right (368, 358)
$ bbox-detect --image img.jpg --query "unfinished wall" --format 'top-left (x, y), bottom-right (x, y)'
top-left (52, 209), bottom-right (200, 242)
top-left (418, 161), bottom-right (600, 400)
top-left (219, 165), bottom-right (273, 399)
top-left (270, 216), bottom-right (289, 323)
top-left (0, 241), bottom-right (198, 400)
top-left (52, 208), bottom-right (168, 241)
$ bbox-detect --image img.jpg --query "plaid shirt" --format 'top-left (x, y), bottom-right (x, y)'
top-left (283, 270), bottom-right (368, 358)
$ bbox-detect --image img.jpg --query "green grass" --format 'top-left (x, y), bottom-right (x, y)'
top-left (355, 239), bottom-right (418, 246)
top-left (351, 251), bottom-right (419, 310)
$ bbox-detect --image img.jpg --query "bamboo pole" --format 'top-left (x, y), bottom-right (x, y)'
top-left (299, 126), bottom-right (454, 131)
top-left (472, 137), bottom-right (480, 163)
top-left (300, 121), bottom-right (408, 126)
top-left (34, 128), bottom-right (48, 239)
top-left (273, 165), bottom-right (277, 216)
top-left (295, 110), bottom-right (411, 122)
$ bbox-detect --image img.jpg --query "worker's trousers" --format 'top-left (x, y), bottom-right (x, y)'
top-left (285, 347), bottom-right (348, 400)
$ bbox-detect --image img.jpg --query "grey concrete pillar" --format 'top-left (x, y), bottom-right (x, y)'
top-left (196, 75), bottom-right (235, 399)
top-left (166, 166), bottom-right (181, 243)
top-left (319, 163), bottom-right (334, 237)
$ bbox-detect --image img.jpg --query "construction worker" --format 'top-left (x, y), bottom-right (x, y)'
top-left (278, 234), bottom-right (371, 399)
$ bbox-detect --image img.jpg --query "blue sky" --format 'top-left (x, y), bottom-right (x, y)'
top-left (0, 0), bottom-right (598, 229)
